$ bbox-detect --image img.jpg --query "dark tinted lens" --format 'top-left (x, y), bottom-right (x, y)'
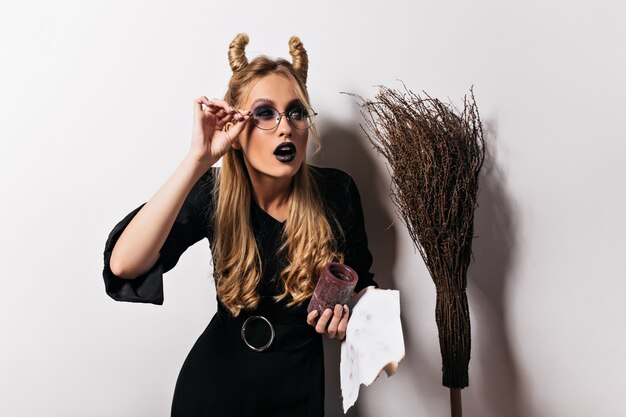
top-left (288, 106), bottom-right (308, 120)
top-left (253, 106), bottom-right (278, 129)
top-left (289, 106), bottom-right (313, 128)
top-left (253, 106), bottom-right (277, 120)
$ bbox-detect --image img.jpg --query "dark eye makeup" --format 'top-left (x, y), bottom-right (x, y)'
top-left (252, 101), bottom-right (305, 113)
top-left (289, 105), bottom-right (308, 118)
top-left (253, 106), bottom-right (276, 119)
top-left (288, 104), bottom-right (307, 114)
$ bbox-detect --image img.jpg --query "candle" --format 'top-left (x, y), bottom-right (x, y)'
top-left (307, 262), bottom-right (359, 315)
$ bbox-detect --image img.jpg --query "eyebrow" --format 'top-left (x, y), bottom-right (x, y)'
top-left (249, 98), bottom-right (302, 108)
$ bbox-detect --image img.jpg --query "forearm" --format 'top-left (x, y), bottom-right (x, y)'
top-left (109, 154), bottom-right (216, 279)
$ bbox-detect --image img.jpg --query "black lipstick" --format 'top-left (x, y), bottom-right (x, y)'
top-left (273, 142), bottom-right (297, 162)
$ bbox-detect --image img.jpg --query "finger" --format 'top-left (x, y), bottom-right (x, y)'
top-left (220, 124), bottom-right (237, 144)
top-left (337, 305), bottom-right (349, 340)
top-left (206, 98), bottom-right (236, 113)
top-left (235, 107), bottom-right (252, 118)
top-left (194, 96), bottom-right (211, 113)
top-left (315, 308), bottom-right (333, 334)
top-left (210, 107), bottom-right (228, 118)
top-left (326, 304), bottom-right (344, 339)
top-left (217, 119), bottom-right (236, 132)
top-left (233, 108), bottom-right (248, 120)
top-left (307, 310), bottom-right (319, 326)
top-left (196, 97), bottom-right (235, 118)
top-left (219, 110), bottom-right (246, 125)
top-left (223, 111), bottom-right (252, 138)
top-left (212, 105), bottom-right (245, 122)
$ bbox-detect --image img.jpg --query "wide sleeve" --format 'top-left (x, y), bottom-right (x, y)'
top-left (341, 174), bottom-right (379, 293)
top-left (102, 169), bottom-right (214, 304)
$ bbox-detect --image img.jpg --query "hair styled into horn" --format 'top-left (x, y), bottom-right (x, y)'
top-left (228, 33), bottom-right (249, 73)
top-left (288, 35), bottom-right (308, 84)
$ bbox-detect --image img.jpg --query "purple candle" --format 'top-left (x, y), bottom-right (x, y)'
top-left (307, 262), bottom-right (359, 315)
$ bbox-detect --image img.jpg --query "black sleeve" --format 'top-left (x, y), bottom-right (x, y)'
top-left (101, 169), bottom-right (213, 304)
top-left (341, 174), bottom-right (379, 293)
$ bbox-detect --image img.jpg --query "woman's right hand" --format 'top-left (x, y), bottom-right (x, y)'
top-left (188, 96), bottom-right (252, 165)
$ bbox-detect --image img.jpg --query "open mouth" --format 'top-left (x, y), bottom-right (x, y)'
top-left (273, 142), bottom-right (297, 162)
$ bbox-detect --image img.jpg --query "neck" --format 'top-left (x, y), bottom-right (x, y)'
top-left (247, 170), bottom-right (293, 212)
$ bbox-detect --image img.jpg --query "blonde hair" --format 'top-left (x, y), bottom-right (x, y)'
top-left (210, 33), bottom-right (344, 317)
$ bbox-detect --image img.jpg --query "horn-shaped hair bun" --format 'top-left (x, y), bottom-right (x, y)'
top-left (288, 35), bottom-right (308, 84)
top-left (228, 33), bottom-right (249, 73)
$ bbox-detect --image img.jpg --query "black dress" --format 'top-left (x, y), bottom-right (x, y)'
top-left (102, 165), bottom-right (378, 417)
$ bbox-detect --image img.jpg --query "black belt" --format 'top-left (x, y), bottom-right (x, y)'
top-left (216, 304), bottom-right (319, 353)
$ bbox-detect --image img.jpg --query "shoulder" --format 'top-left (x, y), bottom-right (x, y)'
top-left (204, 166), bottom-right (219, 183)
top-left (308, 165), bottom-right (361, 216)
top-left (194, 166), bottom-right (219, 195)
top-left (308, 164), bottom-right (355, 193)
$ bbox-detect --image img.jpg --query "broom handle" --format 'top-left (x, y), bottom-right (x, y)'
top-left (450, 388), bottom-right (462, 417)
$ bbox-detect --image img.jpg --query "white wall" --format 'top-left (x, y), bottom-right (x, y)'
top-left (1, 0), bottom-right (625, 416)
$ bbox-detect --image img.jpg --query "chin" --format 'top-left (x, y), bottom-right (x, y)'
top-left (271, 159), bottom-right (304, 177)
top-left (246, 157), bottom-right (305, 180)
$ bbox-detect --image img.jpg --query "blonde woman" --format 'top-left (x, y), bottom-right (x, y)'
top-left (102, 33), bottom-right (378, 416)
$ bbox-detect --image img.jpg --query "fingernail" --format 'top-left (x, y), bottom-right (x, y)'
top-left (343, 305), bottom-right (348, 312)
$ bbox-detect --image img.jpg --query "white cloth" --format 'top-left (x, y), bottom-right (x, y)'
top-left (340, 287), bottom-right (405, 413)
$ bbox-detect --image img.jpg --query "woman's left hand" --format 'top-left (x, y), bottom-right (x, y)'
top-left (307, 304), bottom-right (349, 341)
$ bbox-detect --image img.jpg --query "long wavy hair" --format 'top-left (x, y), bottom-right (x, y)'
top-left (210, 33), bottom-right (345, 317)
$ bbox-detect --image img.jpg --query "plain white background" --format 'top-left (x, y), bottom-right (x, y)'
top-left (1, 0), bottom-right (625, 416)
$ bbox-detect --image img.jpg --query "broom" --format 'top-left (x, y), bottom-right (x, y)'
top-left (343, 83), bottom-right (485, 416)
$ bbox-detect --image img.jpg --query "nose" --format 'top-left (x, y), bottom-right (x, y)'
top-left (277, 112), bottom-right (292, 137)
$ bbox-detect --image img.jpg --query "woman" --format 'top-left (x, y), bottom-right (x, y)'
top-left (102, 33), bottom-right (377, 417)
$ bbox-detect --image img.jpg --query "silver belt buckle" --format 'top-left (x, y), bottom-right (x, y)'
top-left (241, 315), bottom-right (275, 352)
